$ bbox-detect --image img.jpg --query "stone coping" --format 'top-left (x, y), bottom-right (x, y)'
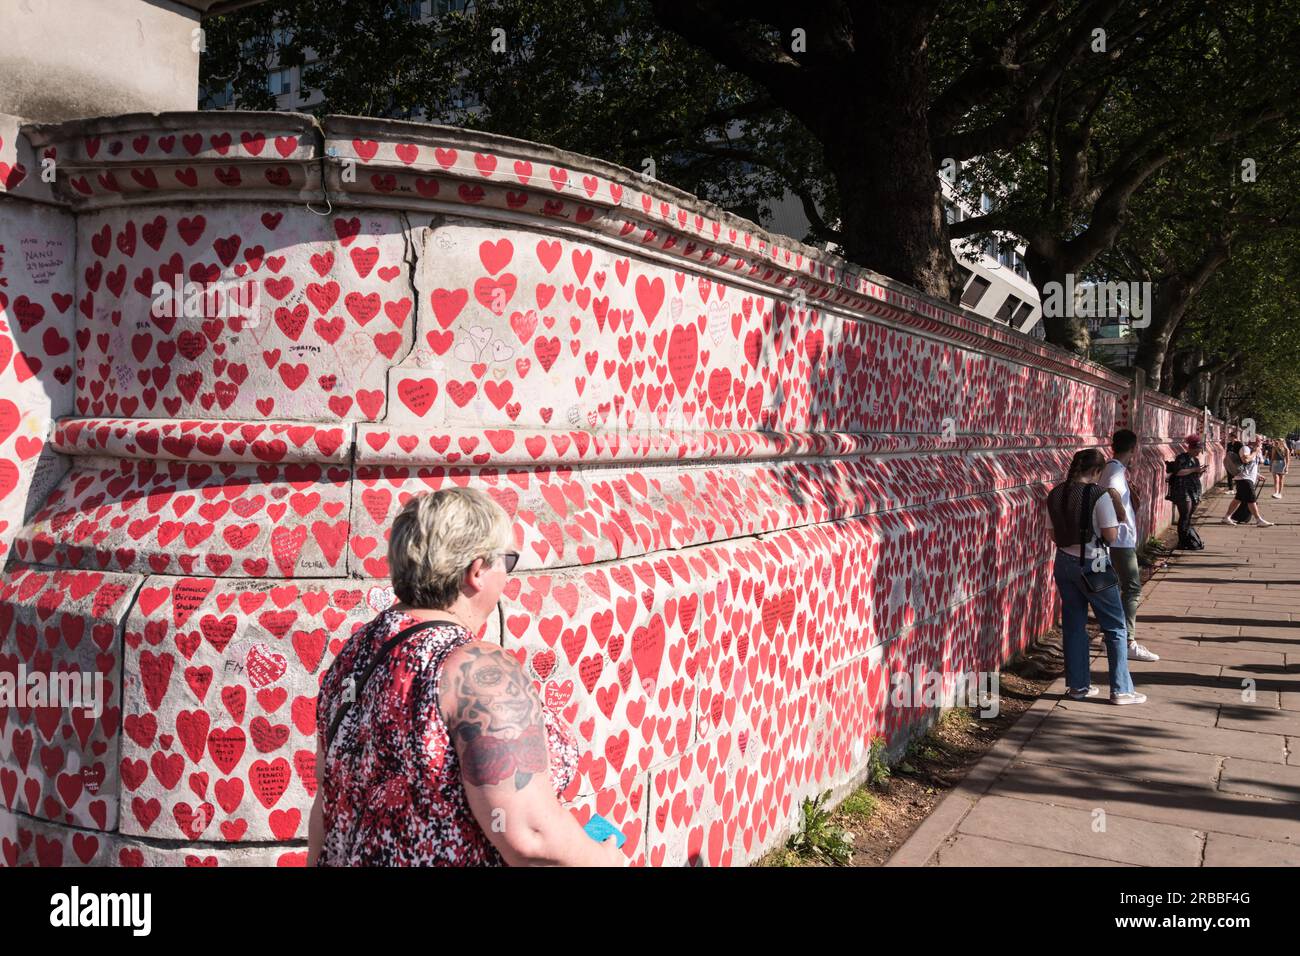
top-left (47, 416), bottom-right (1193, 467)
top-left (18, 110), bottom-right (1139, 394)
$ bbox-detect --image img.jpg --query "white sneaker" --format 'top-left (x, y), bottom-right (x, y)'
top-left (1066, 686), bottom-right (1102, 700)
top-left (1271, 493), bottom-right (1282, 499)
top-left (1255, 518), bottom-right (1275, 527)
top-left (1128, 642), bottom-right (1160, 662)
top-left (1222, 516), bottom-right (1237, 525)
top-left (1110, 691), bottom-right (1147, 705)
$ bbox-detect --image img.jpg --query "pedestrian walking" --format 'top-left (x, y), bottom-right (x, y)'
top-left (1222, 439), bottom-right (1275, 526)
top-left (1224, 438), bottom-right (1242, 491)
top-left (1047, 448), bottom-right (1146, 705)
top-left (1270, 439), bottom-right (1289, 498)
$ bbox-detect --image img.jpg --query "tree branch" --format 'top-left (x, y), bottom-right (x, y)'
top-left (929, 0), bottom-right (1059, 138)
top-left (623, 95), bottom-right (778, 150)
top-left (931, 0), bottom-right (1124, 161)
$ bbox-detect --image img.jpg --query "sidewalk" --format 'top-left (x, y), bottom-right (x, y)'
top-left (890, 487), bottom-right (1300, 866)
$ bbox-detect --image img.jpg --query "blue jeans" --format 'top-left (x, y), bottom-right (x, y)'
top-left (1053, 550), bottom-right (1135, 695)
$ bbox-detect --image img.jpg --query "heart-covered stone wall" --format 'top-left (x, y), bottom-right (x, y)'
top-left (0, 111), bottom-right (1224, 866)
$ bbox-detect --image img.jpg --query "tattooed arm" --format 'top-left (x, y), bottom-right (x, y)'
top-left (439, 642), bottom-right (623, 867)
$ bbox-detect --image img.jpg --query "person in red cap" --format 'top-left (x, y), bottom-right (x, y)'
top-left (1168, 435), bottom-right (1208, 549)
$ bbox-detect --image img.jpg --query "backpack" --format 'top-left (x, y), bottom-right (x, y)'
top-left (1225, 447), bottom-right (1241, 476)
top-left (1164, 458), bottom-right (1179, 499)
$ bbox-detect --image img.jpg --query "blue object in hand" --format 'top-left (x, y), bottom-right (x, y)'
top-left (583, 813), bottom-right (626, 848)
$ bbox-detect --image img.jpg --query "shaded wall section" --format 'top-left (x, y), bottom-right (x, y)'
top-left (0, 0), bottom-right (200, 123)
top-left (0, 112), bottom-right (1225, 866)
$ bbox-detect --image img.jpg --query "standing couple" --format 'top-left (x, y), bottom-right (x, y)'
top-left (1046, 430), bottom-right (1175, 705)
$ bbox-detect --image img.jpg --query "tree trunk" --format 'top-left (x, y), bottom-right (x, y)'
top-left (824, 125), bottom-right (957, 301)
top-left (820, 13), bottom-right (957, 299)
top-left (1134, 240), bottom-right (1231, 392)
top-left (1134, 287), bottom-right (1182, 393)
top-left (1208, 370), bottom-right (1233, 418)
top-left (649, 1), bottom-right (958, 301)
top-left (1024, 240), bottom-right (1090, 353)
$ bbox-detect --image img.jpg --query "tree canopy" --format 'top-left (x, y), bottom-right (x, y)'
top-left (201, 0), bottom-right (1300, 423)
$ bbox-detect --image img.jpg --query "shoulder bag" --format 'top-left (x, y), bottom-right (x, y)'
top-left (1078, 484), bottom-right (1119, 594)
top-left (325, 618), bottom-right (462, 750)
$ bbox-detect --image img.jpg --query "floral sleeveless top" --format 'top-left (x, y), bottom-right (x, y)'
top-left (316, 609), bottom-right (580, 866)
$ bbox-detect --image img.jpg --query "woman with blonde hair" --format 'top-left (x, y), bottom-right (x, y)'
top-left (308, 487), bottom-right (623, 867)
top-left (1269, 438), bottom-right (1289, 498)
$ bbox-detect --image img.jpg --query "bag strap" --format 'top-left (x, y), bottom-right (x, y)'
top-left (1077, 483), bottom-right (1102, 570)
top-left (325, 618), bottom-right (461, 750)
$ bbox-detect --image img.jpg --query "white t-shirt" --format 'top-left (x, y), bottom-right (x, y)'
top-left (1059, 490), bottom-right (1119, 566)
top-left (1098, 460), bottom-right (1137, 549)
top-left (1238, 445), bottom-right (1260, 483)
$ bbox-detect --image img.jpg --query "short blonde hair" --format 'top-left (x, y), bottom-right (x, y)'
top-left (388, 488), bottom-right (514, 610)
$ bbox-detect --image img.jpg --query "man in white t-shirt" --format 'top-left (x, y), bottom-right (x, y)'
top-left (1099, 430), bottom-right (1160, 662)
top-left (1222, 441), bottom-right (1275, 527)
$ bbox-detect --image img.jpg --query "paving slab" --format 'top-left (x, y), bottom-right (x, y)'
top-left (1060, 694), bottom-right (1222, 728)
top-left (1218, 758), bottom-right (1300, 804)
top-left (1054, 698), bottom-right (1285, 760)
top-left (1015, 724), bottom-right (1222, 790)
top-left (1216, 705), bottom-right (1300, 736)
top-left (1088, 666), bottom-right (1279, 706)
top-left (957, 794), bottom-right (1204, 866)
top-left (934, 833), bottom-right (1134, 867)
top-left (989, 760), bottom-right (1300, 844)
top-left (1203, 832), bottom-right (1300, 866)
top-left (1219, 667), bottom-right (1300, 694)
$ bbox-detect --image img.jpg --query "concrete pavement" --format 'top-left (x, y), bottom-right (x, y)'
top-left (890, 487), bottom-right (1300, 866)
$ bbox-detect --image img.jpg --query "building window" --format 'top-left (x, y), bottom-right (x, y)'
top-left (201, 81), bottom-right (234, 109)
top-left (995, 294), bottom-right (1020, 322)
top-left (1011, 301), bottom-right (1035, 326)
top-left (406, 0), bottom-right (427, 17)
top-left (268, 67), bottom-right (294, 96)
top-left (961, 275), bottom-right (991, 308)
top-left (1013, 251), bottom-right (1029, 279)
